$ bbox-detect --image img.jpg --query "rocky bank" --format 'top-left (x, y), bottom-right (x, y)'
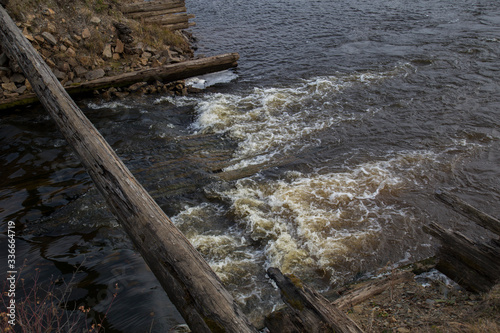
top-left (0, 0), bottom-right (196, 105)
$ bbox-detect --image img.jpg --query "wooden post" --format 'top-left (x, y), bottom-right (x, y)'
top-left (265, 268), bottom-right (364, 333)
top-left (0, 6), bottom-right (257, 333)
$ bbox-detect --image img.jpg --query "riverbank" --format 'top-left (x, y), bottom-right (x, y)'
top-left (0, 0), bottom-right (197, 107)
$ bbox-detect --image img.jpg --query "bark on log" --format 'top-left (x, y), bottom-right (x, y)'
top-left (122, 0), bottom-right (185, 14)
top-left (265, 267), bottom-right (364, 333)
top-left (0, 53), bottom-right (239, 110)
top-left (333, 271), bottom-right (413, 310)
top-left (127, 6), bottom-right (186, 19)
top-left (0, 6), bottom-right (257, 333)
top-left (436, 189), bottom-right (500, 237)
top-left (423, 222), bottom-right (500, 292)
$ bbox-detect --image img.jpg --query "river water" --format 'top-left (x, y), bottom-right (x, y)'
top-left (2, 0), bottom-right (500, 331)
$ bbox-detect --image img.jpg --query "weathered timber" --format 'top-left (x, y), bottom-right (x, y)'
top-left (122, 0), bottom-right (184, 14)
top-left (333, 271), bottom-right (413, 310)
top-left (0, 53), bottom-right (239, 110)
top-left (436, 188), bottom-right (500, 237)
top-left (127, 6), bottom-right (186, 19)
top-left (0, 6), bottom-right (257, 333)
top-left (164, 21), bottom-right (196, 31)
top-left (423, 222), bottom-right (500, 292)
top-left (145, 13), bottom-right (195, 25)
top-left (265, 267), bottom-right (364, 333)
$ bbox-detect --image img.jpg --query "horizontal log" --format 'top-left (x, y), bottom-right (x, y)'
top-left (145, 13), bottom-right (191, 25)
top-left (122, 0), bottom-right (184, 14)
top-left (424, 222), bottom-right (500, 292)
top-left (0, 53), bottom-right (239, 110)
top-left (266, 267), bottom-right (364, 333)
top-left (164, 21), bottom-right (196, 31)
top-left (436, 188), bottom-right (500, 236)
top-left (126, 6), bottom-right (186, 19)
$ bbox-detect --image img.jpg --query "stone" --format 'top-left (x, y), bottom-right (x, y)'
top-left (128, 82), bottom-right (147, 92)
top-left (85, 69), bottom-right (105, 81)
top-left (81, 28), bottom-right (91, 39)
top-left (78, 56), bottom-right (92, 66)
top-left (141, 51), bottom-right (152, 59)
top-left (46, 23), bottom-right (57, 34)
top-left (53, 69), bottom-right (66, 80)
top-left (90, 17), bottom-right (101, 25)
top-left (42, 32), bottom-right (58, 46)
top-left (61, 37), bottom-right (74, 48)
top-left (34, 35), bottom-right (45, 44)
top-left (66, 47), bottom-right (76, 58)
top-left (115, 39), bottom-right (125, 54)
top-left (42, 7), bottom-right (56, 16)
top-left (74, 66), bottom-right (87, 77)
top-left (15, 86), bottom-right (27, 94)
top-left (102, 44), bottom-right (113, 59)
top-left (60, 45), bottom-right (67, 52)
top-left (2, 82), bottom-right (17, 92)
top-left (112, 53), bottom-right (121, 60)
top-left (10, 73), bottom-right (25, 83)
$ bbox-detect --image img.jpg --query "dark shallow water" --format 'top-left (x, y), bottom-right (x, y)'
top-left (2, 0), bottom-right (500, 331)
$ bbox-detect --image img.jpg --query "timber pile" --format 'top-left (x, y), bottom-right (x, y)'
top-left (423, 189), bottom-right (500, 293)
top-left (265, 267), bottom-right (364, 333)
top-left (122, 0), bottom-right (195, 30)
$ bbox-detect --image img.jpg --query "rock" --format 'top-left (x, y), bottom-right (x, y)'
top-left (46, 23), bottom-right (57, 34)
top-left (114, 22), bottom-right (134, 44)
top-left (10, 73), bottom-right (25, 83)
top-left (82, 28), bottom-right (91, 39)
top-left (0, 53), bottom-right (8, 66)
top-left (34, 35), bottom-right (45, 44)
top-left (60, 45), bottom-right (67, 52)
top-left (78, 56), bottom-right (92, 67)
top-left (61, 37), bottom-right (74, 48)
top-left (41, 32), bottom-right (58, 46)
top-left (2, 82), bottom-right (17, 92)
top-left (90, 17), bottom-right (101, 25)
top-left (112, 53), bottom-right (121, 60)
top-left (85, 69), bottom-right (105, 81)
top-left (115, 39), bottom-right (125, 54)
top-left (41, 7), bottom-right (55, 16)
top-left (53, 69), bottom-right (66, 80)
top-left (15, 86), bottom-right (27, 94)
top-left (397, 328), bottom-right (410, 333)
top-left (102, 44), bottom-right (113, 59)
top-left (142, 51), bottom-right (152, 59)
top-left (114, 91), bottom-right (130, 98)
top-left (74, 66), bottom-right (87, 77)
top-left (128, 82), bottom-right (147, 92)
top-left (66, 47), bottom-right (76, 58)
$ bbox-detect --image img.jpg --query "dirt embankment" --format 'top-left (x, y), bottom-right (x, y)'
top-left (0, 0), bottom-right (196, 104)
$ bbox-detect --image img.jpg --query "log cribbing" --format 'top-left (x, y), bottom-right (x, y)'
top-left (436, 188), bottom-right (500, 236)
top-left (0, 6), bottom-right (256, 333)
top-left (266, 267), bottom-right (364, 333)
top-left (0, 53), bottom-right (239, 110)
top-left (122, 0), bottom-right (185, 14)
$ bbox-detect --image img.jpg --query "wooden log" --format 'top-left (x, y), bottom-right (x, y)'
top-left (122, 0), bottom-right (185, 14)
top-left (164, 21), bottom-right (196, 31)
top-left (0, 6), bottom-right (257, 333)
top-left (423, 222), bottom-right (500, 292)
top-left (144, 13), bottom-right (190, 25)
top-left (0, 53), bottom-right (239, 110)
top-left (265, 267), bottom-right (364, 333)
top-left (333, 271), bottom-right (413, 310)
top-left (126, 6), bottom-right (186, 19)
top-left (436, 188), bottom-right (500, 237)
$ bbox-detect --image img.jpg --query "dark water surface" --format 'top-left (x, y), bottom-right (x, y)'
top-left (2, 0), bottom-right (500, 331)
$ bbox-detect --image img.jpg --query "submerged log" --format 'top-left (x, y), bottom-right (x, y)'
top-left (423, 222), bottom-right (500, 292)
top-left (436, 188), bottom-right (500, 237)
top-left (122, 0), bottom-right (185, 14)
top-left (145, 13), bottom-right (195, 25)
top-left (265, 267), bottom-right (364, 333)
top-left (127, 6), bottom-right (186, 19)
top-left (0, 53), bottom-right (239, 110)
top-left (0, 6), bottom-right (257, 333)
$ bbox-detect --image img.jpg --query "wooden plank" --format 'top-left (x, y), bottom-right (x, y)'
top-left (164, 21), bottom-right (196, 31)
top-left (126, 6), bottom-right (186, 19)
top-left (436, 188), bottom-right (500, 236)
top-left (0, 53), bottom-right (239, 110)
top-left (0, 6), bottom-right (257, 333)
top-left (144, 13), bottom-right (190, 25)
top-left (265, 267), bottom-right (364, 333)
top-left (122, 0), bottom-right (185, 14)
